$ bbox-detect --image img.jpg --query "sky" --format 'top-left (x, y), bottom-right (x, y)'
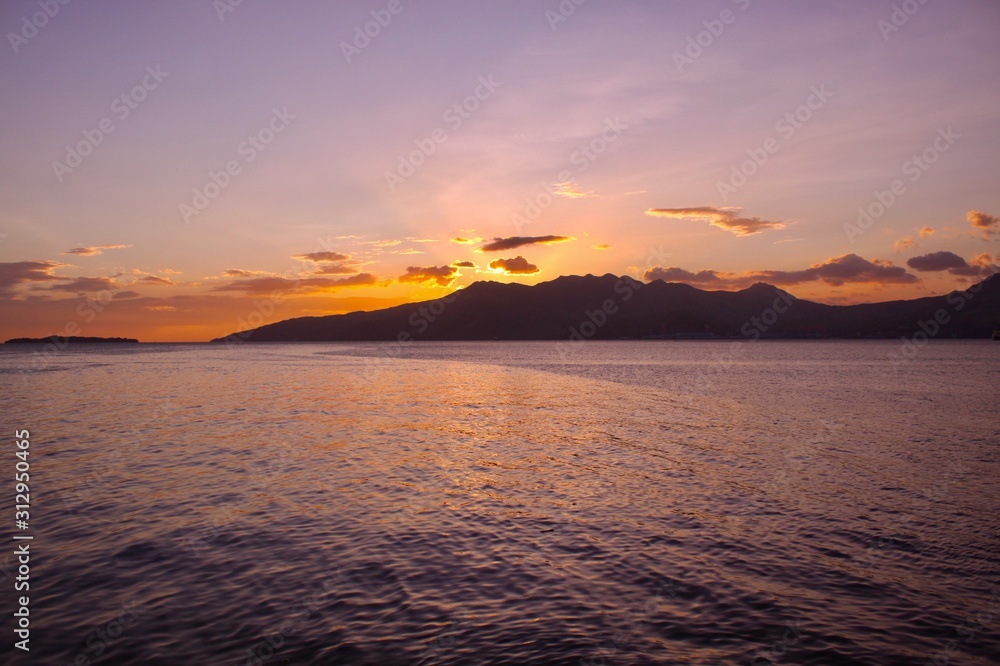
top-left (1, 0), bottom-right (998, 342)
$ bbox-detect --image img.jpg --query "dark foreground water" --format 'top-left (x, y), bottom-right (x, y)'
top-left (0, 341), bottom-right (998, 665)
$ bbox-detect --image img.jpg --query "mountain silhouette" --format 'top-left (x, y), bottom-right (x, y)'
top-left (213, 273), bottom-right (1000, 343)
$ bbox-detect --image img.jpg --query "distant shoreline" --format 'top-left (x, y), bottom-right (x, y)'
top-left (7, 338), bottom-right (996, 345)
top-left (4, 336), bottom-right (139, 344)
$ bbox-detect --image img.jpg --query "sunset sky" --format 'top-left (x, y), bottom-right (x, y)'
top-left (1, 0), bottom-right (998, 341)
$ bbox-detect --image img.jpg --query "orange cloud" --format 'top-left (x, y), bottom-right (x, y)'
top-left (894, 236), bottom-right (916, 253)
top-left (398, 265), bottom-right (458, 288)
top-left (967, 210), bottom-right (998, 232)
top-left (919, 226), bottom-right (935, 238)
top-left (489, 256), bottom-right (539, 275)
top-left (968, 210), bottom-right (999, 241)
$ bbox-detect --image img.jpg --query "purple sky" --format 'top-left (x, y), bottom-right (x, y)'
top-left (1, 0), bottom-right (998, 340)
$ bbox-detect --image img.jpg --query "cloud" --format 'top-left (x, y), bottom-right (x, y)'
top-left (907, 251), bottom-right (998, 277)
top-left (919, 227), bottom-right (936, 238)
top-left (593, 244), bottom-right (611, 250)
top-left (313, 263), bottom-right (361, 275)
top-left (972, 253), bottom-right (997, 268)
top-left (293, 252), bottom-right (350, 263)
top-left (213, 273), bottom-right (379, 295)
top-left (478, 235), bottom-right (572, 252)
top-left (292, 251), bottom-right (362, 275)
top-left (906, 251), bottom-right (968, 272)
top-left (644, 267), bottom-right (728, 285)
top-left (452, 260), bottom-right (476, 268)
top-left (398, 265), bottom-right (458, 288)
top-left (44, 276), bottom-right (121, 293)
top-left (0, 260), bottom-right (67, 296)
top-left (747, 254), bottom-right (917, 286)
top-left (553, 182), bottom-right (594, 198)
top-left (967, 210), bottom-right (998, 233)
top-left (391, 248), bottom-right (425, 255)
top-left (489, 256), bottom-right (540, 275)
top-left (138, 275), bottom-right (174, 286)
top-left (645, 207), bottom-right (787, 236)
top-left (60, 244), bottom-right (132, 256)
top-left (894, 236), bottom-right (916, 253)
top-left (113, 291), bottom-right (141, 300)
top-left (223, 268), bottom-right (273, 278)
top-left (452, 237), bottom-right (483, 245)
top-left (645, 254), bottom-right (918, 289)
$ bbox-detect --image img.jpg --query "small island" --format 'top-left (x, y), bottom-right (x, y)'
top-left (4, 336), bottom-right (139, 344)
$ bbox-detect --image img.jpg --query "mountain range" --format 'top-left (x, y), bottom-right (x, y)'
top-left (213, 273), bottom-right (1000, 343)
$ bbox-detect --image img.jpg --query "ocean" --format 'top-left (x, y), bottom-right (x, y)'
top-left (1, 340), bottom-right (997, 664)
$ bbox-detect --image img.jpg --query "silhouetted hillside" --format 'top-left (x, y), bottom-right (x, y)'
top-left (213, 273), bottom-right (1000, 343)
top-left (4, 336), bottom-right (139, 344)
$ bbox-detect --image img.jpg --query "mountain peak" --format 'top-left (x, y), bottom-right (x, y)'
top-left (742, 282), bottom-right (779, 293)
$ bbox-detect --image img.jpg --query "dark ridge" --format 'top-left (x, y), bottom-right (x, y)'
top-left (211, 273), bottom-right (1000, 343)
top-left (4, 336), bottom-right (140, 344)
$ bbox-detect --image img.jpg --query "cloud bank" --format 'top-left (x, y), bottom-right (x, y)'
top-left (645, 254), bottom-right (918, 289)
